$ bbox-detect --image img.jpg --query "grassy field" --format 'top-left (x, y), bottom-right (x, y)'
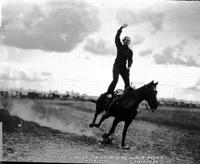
top-left (1, 98), bottom-right (200, 163)
top-left (137, 105), bottom-right (200, 129)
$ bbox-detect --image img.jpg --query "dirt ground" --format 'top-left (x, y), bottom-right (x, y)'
top-left (2, 99), bottom-right (200, 164)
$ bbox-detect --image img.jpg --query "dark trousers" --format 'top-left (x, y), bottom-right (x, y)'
top-left (107, 64), bottom-right (130, 94)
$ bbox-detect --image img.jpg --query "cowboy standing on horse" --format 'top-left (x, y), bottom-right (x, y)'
top-left (107, 24), bottom-right (133, 98)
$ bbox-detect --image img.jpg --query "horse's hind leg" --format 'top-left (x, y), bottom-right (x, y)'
top-left (90, 94), bottom-right (107, 128)
top-left (102, 118), bottom-right (120, 138)
top-left (89, 111), bottom-right (100, 128)
top-left (94, 112), bottom-right (110, 128)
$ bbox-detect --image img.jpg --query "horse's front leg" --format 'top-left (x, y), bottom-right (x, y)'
top-left (102, 118), bottom-right (120, 138)
top-left (94, 112), bottom-right (110, 128)
top-left (121, 121), bottom-right (132, 149)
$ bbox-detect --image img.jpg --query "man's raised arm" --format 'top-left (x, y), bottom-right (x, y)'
top-left (115, 24), bottom-right (128, 47)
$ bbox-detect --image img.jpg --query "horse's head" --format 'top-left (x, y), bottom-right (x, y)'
top-left (143, 80), bottom-right (159, 112)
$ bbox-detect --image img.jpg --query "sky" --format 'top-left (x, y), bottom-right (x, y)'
top-left (0, 0), bottom-right (200, 101)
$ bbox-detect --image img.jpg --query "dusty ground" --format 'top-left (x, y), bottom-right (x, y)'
top-left (2, 99), bottom-right (200, 164)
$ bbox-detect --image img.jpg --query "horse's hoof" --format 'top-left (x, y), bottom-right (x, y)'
top-left (89, 124), bottom-right (94, 128)
top-left (102, 138), bottom-right (112, 144)
top-left (94, 124), bottom-right (100, 128)
top-left (121, 145), bottom-right (131, 150)
top-left (102, 133), bottom-right (108, 138)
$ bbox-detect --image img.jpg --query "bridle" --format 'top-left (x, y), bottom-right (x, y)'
top-left (142, 85), bottom-right (157, 112)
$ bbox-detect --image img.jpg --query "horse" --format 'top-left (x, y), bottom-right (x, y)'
top-left (89, 80), bottom-right (159, 149)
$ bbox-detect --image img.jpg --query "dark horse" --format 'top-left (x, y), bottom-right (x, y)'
top-left (89, 81), bottom-right (159, 149)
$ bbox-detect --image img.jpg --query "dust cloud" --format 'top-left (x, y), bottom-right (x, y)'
top-left (5, 99), bottom-right (94, 137)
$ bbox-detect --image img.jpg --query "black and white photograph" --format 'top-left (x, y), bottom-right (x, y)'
top-left (0, 0), bottom-right (200, 163)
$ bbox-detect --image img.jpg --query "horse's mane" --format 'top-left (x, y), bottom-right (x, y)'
top-left (135, 84), bottom-right (149, 93)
